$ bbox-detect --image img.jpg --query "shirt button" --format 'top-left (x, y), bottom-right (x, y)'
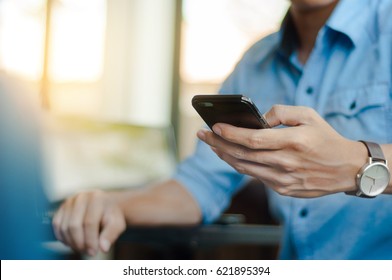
top-left (306, 87), bottom-right (314, 95)
top-left (350, 101), bottom-right (357, 110)
top-left (299, 208), bottom-right (308, 218)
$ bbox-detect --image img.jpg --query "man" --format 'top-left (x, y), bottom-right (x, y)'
top-left (53, 0), bottom-right (392, 259)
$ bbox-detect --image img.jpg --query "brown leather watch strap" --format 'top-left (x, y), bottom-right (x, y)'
top-left (359, 140), bottom-right (386, 162)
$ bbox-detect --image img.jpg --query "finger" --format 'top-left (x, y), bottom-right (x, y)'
top-left (200, 128), bottom-right (285, 162)
top-left (209, 124), bottom-right (299, 150)
top-left (98, 208), bottom-right (126, 253)
top-left (58, 198), bottom-right (77, 249)
top-left (264, 105), bottom-right (318, 127)
top-left (52, 204), bottom-right (65, 243)
top-left (83, 192), bottom-right (105, 256)
top-left (68, 194), bottom-right (89, 252)
top-left (209, 138), bottom-right (299, 169)
top-left (212, 147), bottom-right (329, 198)
top-left (197, 128), bottom-right (241, 150)
top-left (212, 147), bottom-right (295, 184)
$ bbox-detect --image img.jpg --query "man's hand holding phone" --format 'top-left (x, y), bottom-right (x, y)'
top-left (195, 100), bottom-right (367, 198)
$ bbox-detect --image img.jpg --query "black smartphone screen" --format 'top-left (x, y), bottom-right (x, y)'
top-left (192, 94), bottom-right (270, 130)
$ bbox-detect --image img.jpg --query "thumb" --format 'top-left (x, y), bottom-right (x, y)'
top-left (99, 209), bottom-right (126, 253)
top-left (264, 105), bottom-right (316, 127)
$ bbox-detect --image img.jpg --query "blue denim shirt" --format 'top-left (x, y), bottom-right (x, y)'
top-left (174, 0), bottom-right (392, 259)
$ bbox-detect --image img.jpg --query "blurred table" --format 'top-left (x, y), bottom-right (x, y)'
top-left (114, 223), bottom-right (282, 260)
top-left (118, 224), bottom-right (282, 247)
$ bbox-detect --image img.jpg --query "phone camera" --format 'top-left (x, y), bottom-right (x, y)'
top-left (200, 102), bottom-right (214, 108)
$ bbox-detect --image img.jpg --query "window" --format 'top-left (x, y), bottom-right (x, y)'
top-left (0, 0), bottom-right (46, 80)
top-left (49, 0), bottom-right (106, 83)
top-left (0, 0), bottom-right (106, 115)
top-left (0, 0), bottom-right (179, 199)
top-left (0, 0), bottom-right (176, 126)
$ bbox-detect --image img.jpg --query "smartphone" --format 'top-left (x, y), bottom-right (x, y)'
top-left (192, 94), bottom-right (270, 130)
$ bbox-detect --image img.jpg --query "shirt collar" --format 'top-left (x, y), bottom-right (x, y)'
top-left (277, 0), bottom-right (374, 58)
top-left (326, 0), bottom-right (374, 47)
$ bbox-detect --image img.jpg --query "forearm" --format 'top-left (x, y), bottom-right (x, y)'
top-left (324, 141), bottom-right (392, 195)
top-left (119, 179), bottom-right (202, 226)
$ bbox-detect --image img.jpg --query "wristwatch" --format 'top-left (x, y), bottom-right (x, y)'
top-left (346, 141), bottom-right (390, 198)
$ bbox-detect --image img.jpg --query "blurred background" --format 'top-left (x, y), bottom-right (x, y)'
top-left (0, 0), bottom-right (288, 206)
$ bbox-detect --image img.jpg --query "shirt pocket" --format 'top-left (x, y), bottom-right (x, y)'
top-left (323, 84), bottom-right (392, 143)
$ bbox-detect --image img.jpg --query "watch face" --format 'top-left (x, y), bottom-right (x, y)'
top-left (360, 163), bottom-right (390, 196)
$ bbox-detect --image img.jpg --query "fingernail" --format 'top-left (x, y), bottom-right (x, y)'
top-left (87, 248), bottom-right (96, 257)
top-left (213, 125), bottom-right (221, 136)
top-left (100, 238), bottom-right (110, 253)
top-left (197, 130), bottom-right (206, 140)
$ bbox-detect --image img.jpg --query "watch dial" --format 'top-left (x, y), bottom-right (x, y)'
top-left (361, 164), bottom-right (390, 196)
